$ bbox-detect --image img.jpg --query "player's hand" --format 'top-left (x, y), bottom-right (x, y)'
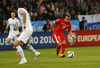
top-left (24, 24), bottom-right (26, 29)
top-left (16, 33), bottom-right (20, 37)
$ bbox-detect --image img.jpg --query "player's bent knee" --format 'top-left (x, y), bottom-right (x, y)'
top-left (63, 40), bottom-right (66, 44)
top-left (57, 42), bottom-right (62, 46)
top-left (7, 38), bottom-right (11, 42)
top-left (23, 44), bottom-right (27, 47)
top-left (14, 40), bottom-right (22, 47)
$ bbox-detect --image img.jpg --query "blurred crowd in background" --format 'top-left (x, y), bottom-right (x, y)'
top-left (0, 0), bottom-right (100, 33)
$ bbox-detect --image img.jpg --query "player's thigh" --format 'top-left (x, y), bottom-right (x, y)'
top-left (7, 33), bottom-right (14, 40)
top-left (7, 33), bottom-right (14, 42)
top-left (60, 34), bottom-right (66, 43)
top-left (53, 33), bottom-right (62, 46)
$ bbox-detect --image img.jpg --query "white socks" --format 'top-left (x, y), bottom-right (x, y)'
top-left (26, 44), bottom-right (37, 54)
top-left (16, 44), bottom-right (38, 61)
top-left (16, 46), bottom-right (26, 60)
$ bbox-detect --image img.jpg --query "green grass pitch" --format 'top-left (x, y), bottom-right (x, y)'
top-left (0, 46), bottom-right (100, 68)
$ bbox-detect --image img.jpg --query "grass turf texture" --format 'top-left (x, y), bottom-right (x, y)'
top-left (0, 46), bottom-right (100, 68)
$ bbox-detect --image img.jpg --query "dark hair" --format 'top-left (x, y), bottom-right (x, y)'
top-left (11, 11), bottom-right (16, 14)
top-left (65, 14), bottom-right (71, 18)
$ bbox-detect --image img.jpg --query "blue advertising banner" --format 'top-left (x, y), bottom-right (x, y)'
top-left (87, 22), bottom-right (100, 30)
top-left (78, 14), bottom-right (100, 30)
top-left (0, 32), bottom-right (56, 51)
top-left (0, 20), bottom-right (79, 51)
top-left (32, 20), bottom-right (79, 32)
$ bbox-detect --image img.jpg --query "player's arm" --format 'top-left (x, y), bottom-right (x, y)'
top-left (16, 30), bottom-right (23, 37)
top-left (22, 11), bottom-right (26, 29)
top-left (50, 22), bottom-right (55, 33)
top-left (68, 22), bottom-right (76, 40)
top-left (6, 23), bottom-right (9, 29)
top-left (14, 25), bottom-right (22, 28)
top-left (68, 31), bottom-right (76, 40)
top-left (50, 19), bottom-right (60, 32)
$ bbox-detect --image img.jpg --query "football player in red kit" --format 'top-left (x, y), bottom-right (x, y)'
top-left (51, 15), bottom-right (75, 58)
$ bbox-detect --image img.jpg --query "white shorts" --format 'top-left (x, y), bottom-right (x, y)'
top-left (7, 31), bottom-right (19, 41)
top-left (17, 30), bottom-right (33, 44)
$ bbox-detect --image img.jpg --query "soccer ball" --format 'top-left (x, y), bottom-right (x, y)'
top-left (67, 51), bottom-right (74, 58)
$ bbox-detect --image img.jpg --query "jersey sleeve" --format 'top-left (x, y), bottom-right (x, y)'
top-left (68, 22), bottom-right (71, 31)
top-left (54, 19), bottom-right (60, 24)
top-left (18, 8), bottom-right (23, 14)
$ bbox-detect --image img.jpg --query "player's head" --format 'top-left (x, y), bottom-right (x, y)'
top-left (11, 12), bottom-right (16, 19)
top-left (64, 14), bottom-right (71, 23)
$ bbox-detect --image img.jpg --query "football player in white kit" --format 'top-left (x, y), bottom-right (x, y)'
top-left (14, 6), bottom-right (40, 64)
top-left (6, 12), bottom-right (22, 55)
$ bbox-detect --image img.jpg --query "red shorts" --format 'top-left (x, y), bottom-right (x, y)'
top-left (52, 32), bottom-right (66, 43)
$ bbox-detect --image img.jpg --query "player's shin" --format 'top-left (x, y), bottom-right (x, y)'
top-left (26, 44), bottom-right (40, 61)
top-left (56, 45), bottom-right (61, 54)
top-left (16, 46), bottom-right (26, 60)
top-left (61, 44), bottom-right (66, 54)
top-left (26, 44), bottom-right (37, 54)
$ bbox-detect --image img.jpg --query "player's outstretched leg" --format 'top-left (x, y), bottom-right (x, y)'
top-left (7, 38), bottom-right (19, 55)
top-left (26, 44), bottom-right (40, 61)
top-left (15, 41), bottom-right (27, 64)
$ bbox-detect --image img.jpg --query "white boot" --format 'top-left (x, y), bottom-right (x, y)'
top-left (34, 52), bottom-right (40, 61)
top-left (19, 58), bottom-right (27, 64)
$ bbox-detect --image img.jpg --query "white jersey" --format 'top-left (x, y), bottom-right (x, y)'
top-left (8, 18), bottom-right (20, 32)
top-left (18, 8), bottom-right (33, 31)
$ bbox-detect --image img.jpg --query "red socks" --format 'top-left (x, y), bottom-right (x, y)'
top-left (56, 45), bottom-right (61, 54)
top-left (56, 44), bottom-right (66, 54)
top-left (61, 44), bottom-right (66, 54)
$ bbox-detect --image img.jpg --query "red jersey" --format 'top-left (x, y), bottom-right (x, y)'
top-left (53, 18), bottom-right (71, 33)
